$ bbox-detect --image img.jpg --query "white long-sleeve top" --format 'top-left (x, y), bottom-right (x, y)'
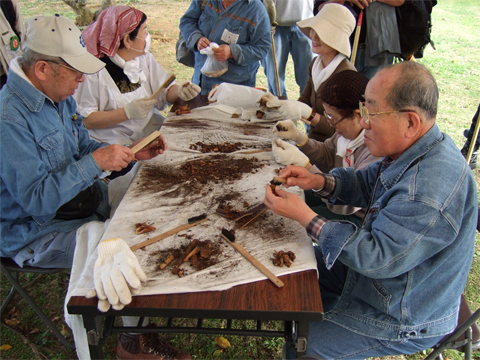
top-left (73, 52), bottom-right (175, 145)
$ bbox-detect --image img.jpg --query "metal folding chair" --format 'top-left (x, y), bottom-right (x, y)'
top-left (0, 257), bottom-right (75, 349)
top-left (425, 294), bottom-right (480, 360)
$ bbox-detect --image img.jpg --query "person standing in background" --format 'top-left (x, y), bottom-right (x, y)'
top-left (261, 0), bottom-right (314, 98)
top-left (179, 0), bottom-right (271, 95)
top-left (0, 0), bottom-right (23, 88)
top-left (314, 0), bottom-right (404, 79)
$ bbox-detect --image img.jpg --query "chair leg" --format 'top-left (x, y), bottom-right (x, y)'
top-left (0, 272), bottom-right (19, 317)
top-left (0, 263), bottom-right (75, 350)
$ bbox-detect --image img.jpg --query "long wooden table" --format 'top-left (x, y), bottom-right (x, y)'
top-left (67, 95), bottom-right (323, 359)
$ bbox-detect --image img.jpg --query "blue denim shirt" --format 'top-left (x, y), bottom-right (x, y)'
top-left (180, 0), bottom-right (271, 94)
top-left (309, 124), bottom-right (478, 341)
top-left (0, 67), bottom-right (107, 258)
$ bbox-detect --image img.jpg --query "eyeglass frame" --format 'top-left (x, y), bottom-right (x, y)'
top-left (359, 101), bottom-right (412, 124)
top-left (45, 60), bottom-right (84, 80)
top-left (323, 110), bottom-right (349, 127)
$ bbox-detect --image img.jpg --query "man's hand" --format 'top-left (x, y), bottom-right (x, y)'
top-left (196, 36), bottom-right (211, 51)
top-left (348, 0), bottom-right (373, 9)
top-left (264, 185), bottom-right (317, 227)
top-left (273, 120), bottom-right (308, 146)
top-left (212, 45), bottom-right (232, 61)
top-left (279, 165), bottom-right (326, 190)
top-left (132, 134), bottom-right (168, 160)
top-left (92, 145), bottom-right (135, 172)
top-left (272, 139), bottom-right (310, 167)
top-left (90, 238), bottom-right (147, 312)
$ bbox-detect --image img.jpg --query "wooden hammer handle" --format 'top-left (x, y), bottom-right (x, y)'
top-left (221, 235), bottom-right (284, 288)
top-left (131, 218), bottom-right (208, 251)
top-left (148, 74), bottom-right (176, 100)
top-left (130, 130), bottom-right (162, 154)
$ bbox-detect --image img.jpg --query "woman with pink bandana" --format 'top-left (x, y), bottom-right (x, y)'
top-left (75, 5), bottom-right (200, 145)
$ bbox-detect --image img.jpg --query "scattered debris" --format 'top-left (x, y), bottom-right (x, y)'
top-left (189, 141), bottom-right (244, 153)
top-left (135, 223), bottom-right (156, 234)
top-left (272, 250), bottom-right (296, 267)
top-left (175, 104), bottom-right (191, 115)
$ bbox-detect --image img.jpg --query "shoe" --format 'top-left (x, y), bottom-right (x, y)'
top-left (116, 332), bottom-right (192, 360)
top-left (460, 138), bottom-right (478, 169)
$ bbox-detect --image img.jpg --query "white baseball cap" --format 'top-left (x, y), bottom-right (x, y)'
top-left (297, 4), bottom-right (356, 58)
top-left (24, 14), bottom-right (105, 74)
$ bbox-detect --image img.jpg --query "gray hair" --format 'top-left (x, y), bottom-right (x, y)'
top-left (19, 45), bottom-right (62, 71)
top-left (384, 61), bottom-right (438, 121)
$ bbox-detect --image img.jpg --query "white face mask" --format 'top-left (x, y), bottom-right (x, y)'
top-left (130, 32), bottom-right (151, 54)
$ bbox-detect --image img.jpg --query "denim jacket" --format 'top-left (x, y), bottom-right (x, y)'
top-left (0, 63), bottom-right (107, 258)
top-left (180, 0), bottom-right (271, 94)
top-left (313, 124), bottom-right (477, 341)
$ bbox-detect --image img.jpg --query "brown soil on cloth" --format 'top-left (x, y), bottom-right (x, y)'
top-left (134, 155), bottom-right (266, 197)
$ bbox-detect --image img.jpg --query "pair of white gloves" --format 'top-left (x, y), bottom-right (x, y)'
top-left (87, 237), bottom-right (146, 312)
top-left (124, 81), bottom-right (201, 120)
top-left (272, 120), bottom-right (310, 168)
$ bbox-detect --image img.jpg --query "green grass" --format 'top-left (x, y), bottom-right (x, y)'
top-left (1, 0), bottom-right (479, 359)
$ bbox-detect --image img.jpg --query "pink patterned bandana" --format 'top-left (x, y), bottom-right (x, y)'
top-left (82, 5), bottom-right (144, 58)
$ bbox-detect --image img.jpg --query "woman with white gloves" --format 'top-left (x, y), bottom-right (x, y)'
top-left (269, 4), bottom-right (357, 142)
top-left (272, 70), bottom-right (380, 225)
top-left (74, 6), bottom-right (201, 145)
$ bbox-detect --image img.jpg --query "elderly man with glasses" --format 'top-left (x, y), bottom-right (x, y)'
top-left (264, 61), bottom-right (477, 359)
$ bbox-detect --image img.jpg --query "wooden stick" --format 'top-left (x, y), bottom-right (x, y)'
top-left (148, 74), bottom-right (176, 100)
top-left (238, 149), bottom-right (272, 154)
top-left (220, 233), bottom-right (284, 288)
top-left (299, 118), bottom-right (311, 126)
top-left (130, 218), bottom-right (208, 251)
top-left (130, 130), bottom-right (162, 154)
top-left (90, 135), bottom-right (147, 165)
top-left (240, 208), bottom-right (268, 229)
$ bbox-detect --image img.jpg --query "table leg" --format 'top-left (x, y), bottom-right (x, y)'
top-left (295, 320), bottom-right (310, 358)
top-left (82, 314), bottom-right (104, 360)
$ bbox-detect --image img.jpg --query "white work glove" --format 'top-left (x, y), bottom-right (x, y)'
top-left (256, 91), bottom-right (279, 108)
top-left (273, 120), bottom-right (308, 146)
top-left (124, 97), bottom-right (157, 120)
top-left (270, 99), bottom-right (313, 121)
top-left (177, 81), bottom-right (201, 101)
top-left (88, 238), bottom-right (147, 312)
top-left (272, 138), bottom-right (310, 167)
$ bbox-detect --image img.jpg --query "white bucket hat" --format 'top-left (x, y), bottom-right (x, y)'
top-left (297, 4), bottom-right (356, 58)
top-left (24, 14), bottom-right (105, 74)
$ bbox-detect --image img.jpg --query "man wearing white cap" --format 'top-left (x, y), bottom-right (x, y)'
top-left (0, 15), bottom-right (177, 359)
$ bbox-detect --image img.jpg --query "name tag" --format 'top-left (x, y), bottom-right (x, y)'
top-left (221, 29), bottom-right (239, 44)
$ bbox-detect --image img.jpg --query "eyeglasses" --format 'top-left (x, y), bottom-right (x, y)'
top-left (323, 111), bottom-right (349, 127)
top-left (359, 101), bottom-right (411, 124)
top-left (45, 60), bottom-right (84, 80)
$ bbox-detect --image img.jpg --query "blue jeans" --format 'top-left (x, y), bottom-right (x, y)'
top-left (284, 246), bottom-right (444, 359)
top-left (261, 25), bottom-right (313, 97)
top-left (354, 49), bottom-right (395, 80)
top-left (13, 230), bottom-right (77, 269)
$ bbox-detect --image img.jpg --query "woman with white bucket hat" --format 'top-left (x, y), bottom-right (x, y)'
top-left (270, 4), bottom-right (357, 143)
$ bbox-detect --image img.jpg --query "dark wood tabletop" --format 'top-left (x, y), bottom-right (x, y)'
top-left (68, 269), bottom-right (323, 321)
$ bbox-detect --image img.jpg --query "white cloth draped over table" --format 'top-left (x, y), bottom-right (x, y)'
top-left (65, 105), bottom-right (317, 359)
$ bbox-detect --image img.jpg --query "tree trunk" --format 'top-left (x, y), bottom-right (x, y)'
top-left (62, 0), bottom-right (116, 26)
